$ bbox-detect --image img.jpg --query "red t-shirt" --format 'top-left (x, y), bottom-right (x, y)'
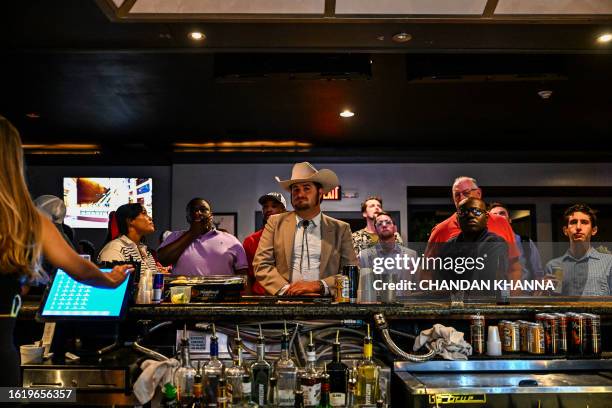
top-left (243, 229), bottom-right (267, 295)
top-left (427, 213), bottom-right (520, 260)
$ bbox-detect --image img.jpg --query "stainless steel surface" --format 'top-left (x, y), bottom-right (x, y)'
top-left (395, 371), bottom-right (612, 394)
top-left (394, 359), bottom-right (612, 372)
top-left (22, 369), bottom-right (126, 391)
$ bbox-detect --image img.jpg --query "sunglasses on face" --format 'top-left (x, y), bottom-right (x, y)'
top-left (375, 220), bottom-right (394, 227)
top-left (457, 207), bottom-right (486, 217)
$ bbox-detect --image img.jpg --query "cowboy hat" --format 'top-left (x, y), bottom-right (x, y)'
top-left (275, 162), bottom-right (339, 193)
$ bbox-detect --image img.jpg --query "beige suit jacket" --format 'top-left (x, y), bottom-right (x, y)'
top-left (254, 211), bottom-right (358, 295)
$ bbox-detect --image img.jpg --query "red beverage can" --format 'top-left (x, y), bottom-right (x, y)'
top-left (153, 273), bottom-right (164, 303)
top-left (551, 313), bottom-right (568, 355)
top-left (567, 312), bottom-right (586, 356)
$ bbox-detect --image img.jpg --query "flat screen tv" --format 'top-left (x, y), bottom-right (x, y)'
top-left (63, 177), bottom-right (153, 229)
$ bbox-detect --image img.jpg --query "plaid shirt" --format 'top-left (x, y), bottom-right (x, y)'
top-left (352, 228), bottom-right (403, 256)
top-left (546, 247), bottom-right (612, 296)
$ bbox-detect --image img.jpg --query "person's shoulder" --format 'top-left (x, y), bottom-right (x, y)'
top-left (243, 229), bottom-right (262, 245)
top-left (430, 214), bottom-right (455, 234)
top-left (483, 231), bottom-right (506, 243)
top-left (322, 213), bottom-right (351, 229)
top-left (100, 237), bottom-right (125, 251)
top-left (402, 246), bottom-right (418, 257)
top-left (352, 228), bottom-right (366, 237)
top-left (216, 230), bottom-right (241, 243)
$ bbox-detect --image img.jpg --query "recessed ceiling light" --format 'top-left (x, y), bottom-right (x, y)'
top-left (189, 31), bottom-right (206, 41)
top-left (597, 33), bottom-right (612, 43)
top-left (392, 32), bottom-right (412, 43)
top-left (25, 112), bottom-right (40, 119)
top-left (537, 90), bottom-right (553, 99)
top-left (340, 110), bottom-right (355, 118)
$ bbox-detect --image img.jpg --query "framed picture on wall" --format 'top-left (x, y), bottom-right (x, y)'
top-left (213, 212), bottom-right (238, 236)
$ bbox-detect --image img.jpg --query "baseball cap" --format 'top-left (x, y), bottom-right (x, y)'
top-left (258, 192), bottom-right (287, 209)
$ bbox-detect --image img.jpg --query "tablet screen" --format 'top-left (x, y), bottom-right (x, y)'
top-left (40, 268), bottom-right (130, 319)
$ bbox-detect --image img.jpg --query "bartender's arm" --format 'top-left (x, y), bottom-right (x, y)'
top-left (157, 216), bottom-right (209, 265)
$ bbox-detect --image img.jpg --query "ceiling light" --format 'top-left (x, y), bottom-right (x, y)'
top-left (25, 112), bottom-right (40, 119)
top-left (392, 33), bottom-right (412, 43)
top-left (340, 110), bottom-right (355, 118)
top-left (189, 31), bottom-right (205, 41)
top-left (597, 33), bottom-right (612, 43)
top-left (537, 90), bottom-right (553, 99)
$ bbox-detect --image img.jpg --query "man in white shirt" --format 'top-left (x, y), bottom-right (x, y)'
top-left (254, 162), bottom-right (357, 296)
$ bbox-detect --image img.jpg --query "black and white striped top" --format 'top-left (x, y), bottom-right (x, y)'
top-left (98, 235), bottom-right (159, 275)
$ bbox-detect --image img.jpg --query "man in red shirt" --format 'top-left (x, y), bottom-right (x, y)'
top-left (426, 176), bottom-right (521, 281)
top-left (243, 192), bottom-right (287, 294)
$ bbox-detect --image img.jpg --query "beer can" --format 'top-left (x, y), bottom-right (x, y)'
top-left (517, 321), bottom-right (530, 352)
top-left (567, 312), bottom-right (586, 356)
top-left (583, 313), bottom-right (601, 357)
top-left (527, 323), bottom-right (545, 355)
top-left (503, 322), bottom-right (520, 353)
top-left (470, 315), bottom-right (485, 355)
top-left (342, 265), bottom-right (359, 304)
top-left (152, 273), bottom-right (164, 303)
top-left (335, 275), bottom-right (350, 303)
top-left (536, 313), bottom-right (558, 355)
top-left (551, 313), bottom-right (568, 355)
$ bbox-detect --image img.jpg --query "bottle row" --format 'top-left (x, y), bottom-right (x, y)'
top-left (162, 323), bottom-right (386, 408)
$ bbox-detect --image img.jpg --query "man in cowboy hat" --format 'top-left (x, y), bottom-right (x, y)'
top-left (254, 162), bottom-right (357, 296)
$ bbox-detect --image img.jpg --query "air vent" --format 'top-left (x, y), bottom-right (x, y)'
top-left (406, 54), bottom-right (569, 82)
top-left (214, 53), bottom-right (372, 82)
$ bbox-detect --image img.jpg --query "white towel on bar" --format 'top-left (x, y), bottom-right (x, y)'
top-left (133, 358), bottom-right (180, 404)
top-left (413, 323), bottom-right (472, 360)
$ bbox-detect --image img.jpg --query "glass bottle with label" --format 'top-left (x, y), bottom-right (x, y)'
top-left (174, 326), bottom-right (196, 407)
top-left (274, 322), bottom-right (298, 407)
top-left (355, 324), bottom-right (379, 406)
top-left (327, 331), bottom-right (348, 407)
top-left (316, 368), bottom-right (331, 408)
top-left (193, 361), bottom-right (203, 408)
top-left (203, 324), bottom-right (224, 407)
top-left (300, 331), bottom-right (321, 407)
top-left (226, 325), bottom-right (246, 406)
top-left (217, 378), bottom-right (228, 408)
top-left (251, 324), bottom-right (271, 407)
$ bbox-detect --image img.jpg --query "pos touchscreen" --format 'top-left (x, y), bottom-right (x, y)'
top-left (37, 267), bottom-right (132, 321)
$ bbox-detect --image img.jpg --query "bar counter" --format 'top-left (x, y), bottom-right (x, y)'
top-left (19, 299), bottom-right (612, 320)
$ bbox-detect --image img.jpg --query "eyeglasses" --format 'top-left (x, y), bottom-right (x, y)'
top-left (453, 187), bottom-right (479, 199)
top-left (375, 220), bottom-right (394, 227)
top-left (457, 207), bottom-right (486, 218)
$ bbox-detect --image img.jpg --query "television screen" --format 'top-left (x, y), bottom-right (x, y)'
top-left (63, 177), bottom-right (153, 229)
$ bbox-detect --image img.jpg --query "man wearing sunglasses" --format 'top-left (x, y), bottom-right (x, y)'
top-left (436, 198), bottom-right (509, 297)
top-left (426, 176), bottom-right (521, 282)
top-left (359, 212), bottom-right (418, 296)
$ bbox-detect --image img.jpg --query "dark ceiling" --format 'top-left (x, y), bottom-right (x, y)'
top-left (1, 0), bottom-right (612, 163)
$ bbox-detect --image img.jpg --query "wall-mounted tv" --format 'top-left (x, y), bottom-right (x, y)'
top-left (63, 177), bottom-right (153, 229)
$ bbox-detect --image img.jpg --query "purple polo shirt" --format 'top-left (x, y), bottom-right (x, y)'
top-left (159, 229), bottom-right (248, 276)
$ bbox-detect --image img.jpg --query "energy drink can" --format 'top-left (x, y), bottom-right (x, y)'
top-left (567, 313), bottom-right (586, 356)
top-left (583, 313), bottom-right (601, 357)
top-left (335, 275), bottom-right (350, 303)
top-left (536, 313), bottom-right (558, 355)
top-left (551, 313), bottom-right (568, 355)
top-left (342, 265), bottom-right (359, 304)
top-left (503, 322), bottom-right (520, 353)
top-left (470, 315), bottom-right (485, 355)
top-left (528, 323), bottom-right (545, 355)
top-left (152, 273), bottom-right (164, 303)
top-left (517, 320), bottom-right (530, 352)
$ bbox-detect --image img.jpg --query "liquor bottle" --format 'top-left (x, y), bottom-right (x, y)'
top-left (327, 331), bottom-right (348, 407)
top-left (355, 324), bottom-right (379, 406)
top-left (242, 374), bottom-right (252, 406)
top-left (274, 322), bottom-right (298, 407)
top-left (217, 378), bottom-right (228, 408)
top-left (175, 326), bottom-right (196, 408)
top-left (162, 382), bottom-right (179, 408)
top-left (294, 389), bottom-right (305, 408)
top-left (345, 376), bottom-right (356, 408)
top-left (226, 325), bottom-right (246, 406)
top-left (268, 376), bottom-right (279, 407)
top-left (251, 324), bottom-right (271, 407)
top-left (193, 361), bottom-right (203, 408)
top-left (203, 324), bottom-right (224, 407)
top-left (300, 331), bottom-right (321, 407)
top-left (316, 368), bottom-right (332, 408)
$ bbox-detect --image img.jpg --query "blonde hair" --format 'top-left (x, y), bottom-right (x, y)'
top-left (0, 116), bottom-right (42, 277)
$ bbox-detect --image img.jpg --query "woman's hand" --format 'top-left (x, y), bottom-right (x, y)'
top-left (105, 264), bottom-right (132, 287)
